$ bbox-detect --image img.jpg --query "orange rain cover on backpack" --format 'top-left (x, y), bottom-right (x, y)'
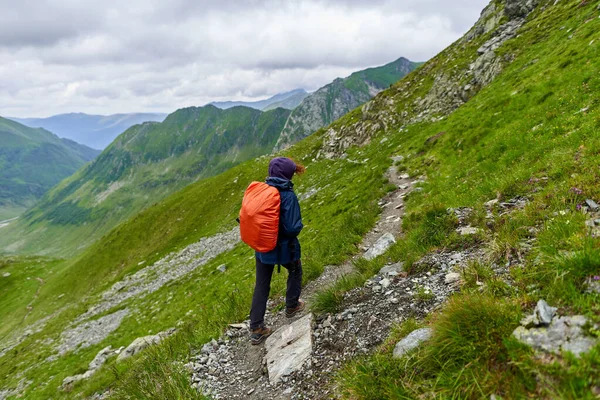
top-left (239, 181), bottom-right (281, 252)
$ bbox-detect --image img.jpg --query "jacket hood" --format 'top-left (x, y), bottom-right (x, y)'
top-left (266, 176), bottom-right (294, 191)
top-left (268, 157), bottom-right (296, 181)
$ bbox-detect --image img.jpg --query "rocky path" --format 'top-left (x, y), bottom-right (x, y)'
top-left (187, 161), bottom-right (439, 399)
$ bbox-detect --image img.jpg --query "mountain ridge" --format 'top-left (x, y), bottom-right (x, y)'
top-left (9, 112), bottom-right (168, 150)
top-left (273, 57), bottom-right (419, 151)
top-left (210, 88), bottom-right (308, 111)
top-left (1, 0), bottom-right (599, 399)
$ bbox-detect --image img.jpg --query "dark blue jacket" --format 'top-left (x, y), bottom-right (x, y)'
top-left (256, 177), bottom-right (303, 265)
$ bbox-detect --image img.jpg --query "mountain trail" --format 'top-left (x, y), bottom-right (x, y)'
top-left (188, 160), bottom-right (442, 399)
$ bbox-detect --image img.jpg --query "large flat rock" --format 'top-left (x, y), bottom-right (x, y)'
top-left (265, 313), bottom-right (313, 384)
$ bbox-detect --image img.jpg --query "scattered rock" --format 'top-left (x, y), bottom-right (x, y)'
top-left (78, 228), bottom-right (240, 322)
top-left (393, 328), bottom-right (433, 358)
top-left (533, 299), bottom-right (556, 326)
top-left (57, 309), bottom-right (130, 355)
top-left (585, 199), bottom-right (599, 212)
top-left (216, 264), bottom-right (227, 273)
top-left (513, 314), bottom-right (597, 357)
top-left (363, 233), bottom-right (396, 260)
top-left (584, 276), bottom-right (600, 294)
top-left (457, 226), bottom-right (482, 235)
top-left (379, 263), bottom-right (404, 277)
top-left (265, 314), bottom-right (313, 384)
top-left (444, 272), bottom-right (461, 285)
top-left (2, 272), bottom-right (10, 278)
top-left (484, 199), bottom-right (499, 208)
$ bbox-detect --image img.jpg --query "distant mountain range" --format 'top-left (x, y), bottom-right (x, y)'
top-left (9, 113), bottom-right (167, 150)
top-left (0, 117), bottom-right (100, 219)
top-left (0, 56), bottom-right (417, 255)
top-left (1, 106), bottom-right (290, 254)
top-left (210, 89), bottom-right (308, 111)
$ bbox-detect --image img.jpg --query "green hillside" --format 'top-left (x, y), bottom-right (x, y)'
top-left (273, 57), bottom-right (419, 150)
top-left (0, 106), bottom-right (290, 255)
top-left (1, 0), bottom-right (600, 399)
top-left (0, 117), bottom-right (99, 220)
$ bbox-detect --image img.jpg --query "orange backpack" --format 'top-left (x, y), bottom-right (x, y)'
top-left (239, 181), bottom-right (281, 252)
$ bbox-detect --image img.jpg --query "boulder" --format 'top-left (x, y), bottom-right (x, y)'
top-left (216, 264), bottom-right (227, 273)
top-left (456, 226), bottom-right (482, 235)
top-left (364, 233), bottom-right (396, 260)
top-left (265, 313), bottom-right (313, 384)
top-left (533, 299), bottom-right (556, 326)
top-left (444, 272), bottom-right (461, 285)
top-left (393, 328), bottom-right (432, 358)
top-left (379, 263), bottom-right (404, 277)
top-left (117, 328), bottom-right (175, 361)
top-left (585, 199), bottom-right (599, 212)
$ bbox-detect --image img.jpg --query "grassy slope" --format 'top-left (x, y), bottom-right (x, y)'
top-left (1, 0), bottom-right (599, 399)
top-left (0, 117), bottom-right (99, 218)
top-left (332, 1), bottom-right (600, 398)
top-left (274, 57), bottom-right (419, 150)
top-left (0, 106), bottom-right (291, 256)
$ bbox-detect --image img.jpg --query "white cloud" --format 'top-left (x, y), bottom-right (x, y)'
top-left (0, 0), bottom-right (490, 117)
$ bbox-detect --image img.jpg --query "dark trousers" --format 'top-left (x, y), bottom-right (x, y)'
top-left (249, 258), bottom-right (303, 330)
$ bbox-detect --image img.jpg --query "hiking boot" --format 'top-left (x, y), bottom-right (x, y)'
top-left (285, 299), bottom-right (305, 318)
top-left (250, 327), bottom-right (272, 345)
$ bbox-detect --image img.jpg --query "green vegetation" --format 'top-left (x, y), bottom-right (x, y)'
top-left (0, 117), bottom-right (99, 219)
top-left (0, 106), bottom-right (291, 255)
top-left (2, 0), bottom-right (600, 399)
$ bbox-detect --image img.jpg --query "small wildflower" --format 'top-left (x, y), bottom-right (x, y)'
top-left (570, 187), bottom-right (583, 195)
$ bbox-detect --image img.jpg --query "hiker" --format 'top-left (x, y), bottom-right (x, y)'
top-left (241, 157), bottom-right (305, 345)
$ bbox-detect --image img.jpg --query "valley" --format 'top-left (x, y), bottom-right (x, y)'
top-left (1, 0), bottom-right (600, 399)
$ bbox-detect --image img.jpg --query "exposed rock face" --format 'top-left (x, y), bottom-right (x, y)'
top-left (393, 328), bottom-right (433, 358)
top-left (117, 328), bottom-right (176, 361)
top-left (505, 0), bottom-right (539, 18)
top-left (62, 346), bottom-right (116, 389)
top-left (274, 58), bottom-right (417, 151)
top-left (318, 0), bottom-right (540, 159)
top-left (265, 314), bottom-right (313, 384)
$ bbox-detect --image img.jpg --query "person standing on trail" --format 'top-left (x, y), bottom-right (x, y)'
top-left (240, 157), bottom-right (305, 345)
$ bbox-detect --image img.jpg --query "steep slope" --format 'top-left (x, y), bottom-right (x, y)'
top-left (273, 57), bottom-right (419, 150)
top-left (10, 113), bottom-right (167, 150)
top-left (0, 106), bottom-right (290, 255)
top-left (210, 89), bottom-right (308, 111)
top-left (0, 117), bottom-right (100, 219)
top-left (2, 1), bottom-right (600, 399)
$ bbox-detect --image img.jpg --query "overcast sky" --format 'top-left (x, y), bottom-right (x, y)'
top-left (0, 0), bottom-right (489, 117)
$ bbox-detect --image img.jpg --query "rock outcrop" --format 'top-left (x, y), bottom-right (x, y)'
top-left (62, 346), bottom-right (117, 389)
top-left (265, 314), bottom-right (314, 384)
top-left (513, 300), bottom-right (598, 357)
top-left (274, 57), bottom-right (417, 151)
top-left (117, 328), bottom-right (176, 361)
top-left (393, 328), bottom-right (433, 358)
top-left (318, 0), bottom-right (541, 159)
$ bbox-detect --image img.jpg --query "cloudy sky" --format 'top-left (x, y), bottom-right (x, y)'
top-left (1, 0), bottom-right (489, 117)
